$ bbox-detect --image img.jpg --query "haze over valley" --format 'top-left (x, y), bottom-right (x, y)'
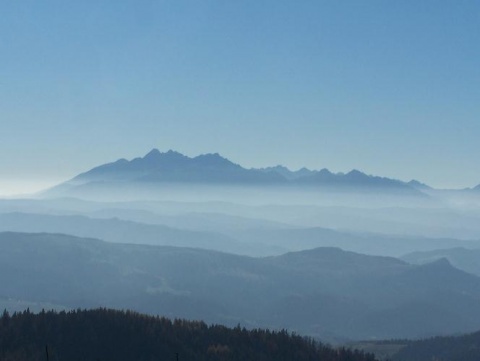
top-left (2, 1), bottom-right (480, 359)
top-left (1, 149), bottom-right (480, 355)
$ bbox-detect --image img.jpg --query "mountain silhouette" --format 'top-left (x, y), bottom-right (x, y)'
top-left (72, 149), bottom-right (286, 185)
top-left (295, 168), bottom-right (412, 190)
top-left (45, 149), bottom-right (424, 197)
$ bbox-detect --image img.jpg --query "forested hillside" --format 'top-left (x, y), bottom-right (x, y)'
top-left (0, 308), bottom-right (376, 361)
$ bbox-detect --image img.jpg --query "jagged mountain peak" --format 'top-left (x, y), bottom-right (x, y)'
top-left (143, 148), bottom-right (161, 158)
top-left (194, 152), bottom-right (229, 161)
top-left (267, 165), bottom-right (291, 172)
top-left (143, 148), bottom-right (186, 160)
top-left (258, 165), bottom-right (318, 181)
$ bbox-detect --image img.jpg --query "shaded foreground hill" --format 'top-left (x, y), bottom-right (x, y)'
top-left (3, 232), bottom-right (480, 340)
top-left (0, 308), bottom-right (376, 361)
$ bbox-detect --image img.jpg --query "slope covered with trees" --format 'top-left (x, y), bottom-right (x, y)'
top-left (0, 308), bottom-right (376, 361)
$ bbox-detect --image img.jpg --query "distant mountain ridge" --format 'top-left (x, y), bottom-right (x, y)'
top-left (46, 149), bottom-right (426, 196)
top-left (70, 149), bottom-right (285, 185)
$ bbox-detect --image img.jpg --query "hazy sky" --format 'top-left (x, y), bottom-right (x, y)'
top-left (1, 0), bottom-right (479, 195)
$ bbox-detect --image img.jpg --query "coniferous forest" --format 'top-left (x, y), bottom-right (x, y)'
top-left (0, 308), bottom-right (377, 361)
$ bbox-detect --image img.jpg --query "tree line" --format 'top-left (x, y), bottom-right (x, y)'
top-left (0, 308), bottom-right (377, 361)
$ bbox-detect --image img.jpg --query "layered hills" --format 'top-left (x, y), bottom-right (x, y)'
top-left (2, 212), bottom-right (479, 257)
top-left (3, 232), bottom-right (480, 341)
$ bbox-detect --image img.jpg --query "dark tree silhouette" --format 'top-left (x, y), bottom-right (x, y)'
top-left (0, 308), bottom-right (377, 361)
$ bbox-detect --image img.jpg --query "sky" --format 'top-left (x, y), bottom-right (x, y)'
top-left (1, 0), bottom-right (479, 195)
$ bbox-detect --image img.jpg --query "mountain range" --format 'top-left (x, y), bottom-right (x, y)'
top-left (44, 149), bottom-right (425, 197)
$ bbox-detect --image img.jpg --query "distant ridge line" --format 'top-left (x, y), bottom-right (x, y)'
top-left (42, 149), bottom-right (430, 197)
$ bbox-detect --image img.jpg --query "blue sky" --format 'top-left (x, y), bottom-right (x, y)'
top-left (1, 0), bottom-right (479, 194)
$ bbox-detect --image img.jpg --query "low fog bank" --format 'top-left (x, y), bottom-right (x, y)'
top-left (1, 196), bottom-right (480, 258)
top-left (1, 182), bottom-right (479, 259)
top-left (42, 182), bottom-right (437, 207)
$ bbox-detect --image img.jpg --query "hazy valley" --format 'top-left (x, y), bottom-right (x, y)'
top-left (2, 150), bottom-right (480, 361)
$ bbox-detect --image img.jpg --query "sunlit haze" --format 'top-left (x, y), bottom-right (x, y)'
top-left (0, 179), bottom-right (64, 198)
